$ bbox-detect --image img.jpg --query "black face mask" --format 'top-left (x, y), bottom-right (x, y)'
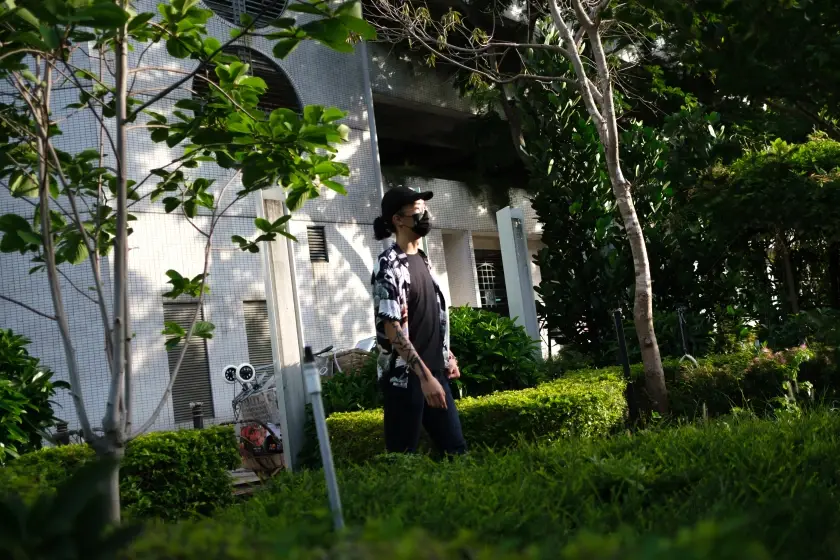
top-left (408, 210), bottom-right (431, 237)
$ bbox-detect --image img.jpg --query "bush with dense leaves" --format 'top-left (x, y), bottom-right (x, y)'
top-left (0, 425), bottom-right (239, 521)
top-left (0, 328), bottom-right (68, 463)
top-left (321, 351), bottom-right (382, 415)
top-left (304, 369), bottom-right (626, 465)
top-left (658, 347), bottom-right (837, 418)
top-left (449, 306), bottom-right (543, 396)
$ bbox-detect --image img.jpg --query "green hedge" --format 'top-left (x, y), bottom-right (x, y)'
top-left (0, 425), bottom-right (239, 521)
top-left (307, 348), bottom-right (837, 467)
top-left (247, 411), bottom-right (840, 558)
top-left (307, 369), bottom-right (626, 465)
top-left (128, 410), bottom-right (839, 559)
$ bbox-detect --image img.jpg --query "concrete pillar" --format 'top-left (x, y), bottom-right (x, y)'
top-left (263, 199), bottom-right (307, 470)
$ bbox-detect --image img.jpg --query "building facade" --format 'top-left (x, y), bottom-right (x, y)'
top-left (0, 1), bottom-right (544, 433)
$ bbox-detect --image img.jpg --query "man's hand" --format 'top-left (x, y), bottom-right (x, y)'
top-left (421, 375), bottom-right (448, 409)
top-left (447, 354), bottom-right (461, 380)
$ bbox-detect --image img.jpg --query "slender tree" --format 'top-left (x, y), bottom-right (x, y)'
top-left (0, 0), bottom-right (373, 522)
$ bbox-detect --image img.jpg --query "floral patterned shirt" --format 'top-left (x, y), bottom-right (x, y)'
top-left (371, 242), bottom-right (450, 388)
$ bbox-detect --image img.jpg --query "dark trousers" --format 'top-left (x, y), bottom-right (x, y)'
top-left (381, 370), bottom-right (467, 456)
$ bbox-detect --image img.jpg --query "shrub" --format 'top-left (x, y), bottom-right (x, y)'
top-left (657, 348), bottom-right (836, 419)
top-left (124, 518), bottom-right (770, 560)
top-left (321, 351), bottom-right (382, 415)
top-left (228, 410), bottom-right (840, 560)
top-left (0, 442), bottom-right (95, 502)
top-left (0, 425), bottom-right (239, 521)
top-left (450, 306), bottom-right (542, 396)
top-left (0, 328), bottom-right (68, 463)
top-left (312, 369), bottom-right (626, 465)
top-left (121, 425), bottom-right (240, 521)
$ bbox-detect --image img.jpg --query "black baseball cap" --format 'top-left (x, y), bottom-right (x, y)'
top-left (381, 187), bottom-right (433, 220)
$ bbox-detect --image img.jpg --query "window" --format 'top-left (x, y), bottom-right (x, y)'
top-left (192, 46), bottom-right (302, 115)
top-left (164, 302), bottom-right (215, 423)
top-left (474, 249), bottom-right (508, 314)
top-left (307, 226), bottom-right (328, 262)
top-left (202, 0), bottom-right (288, 28)
top-left (243, 300), bottom-right (273, 367)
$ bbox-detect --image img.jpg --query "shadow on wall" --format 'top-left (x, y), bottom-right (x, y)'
top-left (292, 220), bottom-right (379, 354)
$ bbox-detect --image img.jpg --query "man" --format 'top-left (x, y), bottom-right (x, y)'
top-left (370, 187), bottom-right (467, 456)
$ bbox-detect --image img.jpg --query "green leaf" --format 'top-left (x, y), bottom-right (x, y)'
top-left (192, 321), bottom-right (215, 339)
top-left (272, 38), bottom-right (301, 59)
top-left (72, 3), bottom-right (131, 27)
top-left (336, 14), bottom-right (376, 40)
top-left (271, 215), bottom-right (292, 228)
top-left (321, 179), bottom-right (347, 195)
top-left (321, 107), bottom-right (346, 123)
top-left (166, 38), bottom-right (190, 59)
top-left (39, 24), bottom-right (60, 50)
top-left (183, 199), bottom-right (197, 218)
top-left (162, 321), bottom-right (186, 337)
top-left (269, 17), bottom-right (296, 29)
top-left (9, 173), bottom-right (37, 198)
top-left (58, 232), bottom-right (89, 265)
top-left (16, 230), bottom-right (41, 246)
top-left (254, 217), bottom-right (272, 232)
top-left (162, 197), bottom-right (181, 213)
top-left (165, 336), bottom-right (182, 351)
top-left (337, 123), bottom-right (350, 141)
top-left (128, 12), bottom-right (155, 32)
top-left (336, 0), bottom-right (364, 17)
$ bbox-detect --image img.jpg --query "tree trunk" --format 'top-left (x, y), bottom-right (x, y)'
top-left (610, 168), bottom-right (668, 413)
top-left (544, 1), bottom-right (669, 413)
top-left (92, 437), bottom-right (124, 524)
top-left (101, 5), bottom-right (129, 525)
top-left (777, 232), bottom-right (799, 314)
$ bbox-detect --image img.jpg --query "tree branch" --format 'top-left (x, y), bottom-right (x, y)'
top-left (0, 294), bottom-right (57, 320)
top-left (129, 13), bottom-right (265, 118)
top-left (547, 0), bottom-right (604, 125)
top-left (56, 266), bottom-right (99, 305)
top-left (32, 61), bottom-right (95, 440)
top-left (133, 170), bottom-right (240, 437)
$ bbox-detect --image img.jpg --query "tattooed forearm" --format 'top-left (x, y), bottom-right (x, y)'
top-left (385, 321), bottom-right (431, 381)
